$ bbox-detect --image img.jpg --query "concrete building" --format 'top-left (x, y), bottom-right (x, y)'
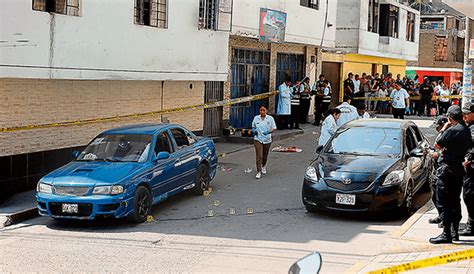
top-left (225, 0), bottom-right (338, 128)
top-left (0, 0), bottom-right (231, 199)
top-left (406, 0), bottom-right (471, 86)
top-left (333, 0), bottom-right (420, 98)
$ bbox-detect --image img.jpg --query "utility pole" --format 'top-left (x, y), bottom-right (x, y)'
top-left (462, 16), bottom-right (472, 110)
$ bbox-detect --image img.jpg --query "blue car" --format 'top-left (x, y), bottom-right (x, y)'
top-left (36, 124), bottom-right (218, 223)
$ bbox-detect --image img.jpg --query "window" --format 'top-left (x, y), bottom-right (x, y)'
top-left (170, 129), bottom-right (190, 149)
top-left (300, 0), bottom-right (319, 10)
top-left (382, 65), bottom-right (389, 75)
top-left (135, 0), bottom-right (167, 28)
top-left (77, 134), bottom-right (153, 163)
top-left (32, 0), bottom-right (79, 16)
top-left (405, 130), bottom-right (416, 152)
top-left (368, 0), bottom-right (379, 33)
top-left (199, 0), bottom-right (218, 30)
top-left (409, 126), bottom-right (423, 144)
top-left (379, 4), bottom-right (399, 38)
top-left (325, 128), bottom-right (401, 156)
top-left (154, 132), bottom-right (173, 155)
top-left (406, 12), bottom-right (415, 42)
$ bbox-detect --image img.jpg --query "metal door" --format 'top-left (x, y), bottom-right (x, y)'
top-left (230, 49), bottom-right (270, 129)
top-left (322, 62), bottom-right (341, 106)
top-left (275, 53), bottom-right (305, 110)
top-left (203, 81), bottom-right (224, 136)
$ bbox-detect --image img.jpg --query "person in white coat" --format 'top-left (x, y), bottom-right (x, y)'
top-left (336, 95), bottom-right (358, 127)
top-left (318, 108), bottom-right (342, 147)
top-left (356, 103), bottom-right (371, 119)
top-left (277, 77), bottom-right (293, 129)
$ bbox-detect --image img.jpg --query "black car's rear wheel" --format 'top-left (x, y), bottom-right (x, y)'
top-left (193, 164), bottom-right (210, 195)
top-left (128, 186), bottom-right (152, 223)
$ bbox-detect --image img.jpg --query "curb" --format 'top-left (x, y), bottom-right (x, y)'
top-left (390, 201), bottom-right (433, 239)
top-left (0, 207), bottom-right (38, 229)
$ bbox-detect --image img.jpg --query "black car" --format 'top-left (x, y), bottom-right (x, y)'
top-left (302, 119), bottom-right (432, 214)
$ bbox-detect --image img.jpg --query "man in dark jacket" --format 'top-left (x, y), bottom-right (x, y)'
top-left (419, 78), bottom-right (434, 117)
top-left (429, 105), bottom-right (471, 244)
top-left (461, 105), bottom-right (474, 236)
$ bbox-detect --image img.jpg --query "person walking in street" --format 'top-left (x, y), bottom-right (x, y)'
top-left (390, 82), bottom-right (410, 119)
top-left (419, 78), bottom-right (434, 117)
top-left (429, 105), bottom-right (471, 244)
top-left (252, 105), bottom-right (277, 180)
top-left (277, 77), bottom-right (292, 129)
top-left (290, 81), bottom-right (301, 130)
top-left (460, 105), bottom-right (474, 236)
top-left (318, 108), bottom-right (341, 147)
top-left (336, 95), bottom-right (358, 127)
top-left (344, 73), bottom-right (355, 98)
top-left (299, 77), bottom-right (312, 124)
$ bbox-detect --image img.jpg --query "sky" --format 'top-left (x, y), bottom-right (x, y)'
top-left (443, 0), bottom-right (474, 18)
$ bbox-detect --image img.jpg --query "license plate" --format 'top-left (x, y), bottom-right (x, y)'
top-left (335, 193), bottom-right (356, 205)
top-left (62, 203), bottom-right (78, 213)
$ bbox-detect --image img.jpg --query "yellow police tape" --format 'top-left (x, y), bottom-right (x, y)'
top-left (353, 95), bottom-right (463, 101)
top-left (368, 248), bottom-right (474, 274)
top-left (0, 91), bottom-right (278, 133)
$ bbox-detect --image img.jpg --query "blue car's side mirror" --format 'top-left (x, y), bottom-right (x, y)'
top-left (156, 151), bottom-right (170, 161)
top-left (72, 150), bottom-right (81, 159)
top-left (316, 145), bottom-right (323, 153)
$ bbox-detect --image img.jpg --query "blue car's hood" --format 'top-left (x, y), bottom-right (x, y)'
top-left (44, 161), bottom-right (147, 186)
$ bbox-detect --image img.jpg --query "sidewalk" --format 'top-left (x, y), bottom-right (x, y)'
top-left (0, 124), bottom-right (316, 228)
top-left (351, 201), bottom-right (474, 273)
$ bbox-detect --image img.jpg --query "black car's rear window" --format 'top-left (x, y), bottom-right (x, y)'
top-left (325, 127), bottom-right (401, 156)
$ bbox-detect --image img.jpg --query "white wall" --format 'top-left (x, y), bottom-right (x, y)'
top-left (231, 0), bottom-right (337, 48)
top-left (336, 0), bottom-right (419, 61)
top-left (0, 0), bottom-right (230, 81)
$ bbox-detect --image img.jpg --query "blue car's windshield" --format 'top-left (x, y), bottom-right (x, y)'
top-left (77, 134), bottom-right (153, 162)
top-left (325, 127), bottom-right (401, 156)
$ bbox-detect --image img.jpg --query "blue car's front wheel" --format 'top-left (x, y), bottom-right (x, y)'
top-left (193, 164), bottom-right (210, 195)
top-left (128, 186), bottom-right (152, 223)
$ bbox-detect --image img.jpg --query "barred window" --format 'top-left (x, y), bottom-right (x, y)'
top-left (300, 0), bottom-right (319, 10)
top-left (135, 0), bottom-right (167, 28)
top-left (32, 0), bottom-right (80, 16)
top-left (199, 0), bottom-right (218, 30)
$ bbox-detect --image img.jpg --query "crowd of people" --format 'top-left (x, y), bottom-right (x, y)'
top-left (343, 72), bottom-right (464, 118)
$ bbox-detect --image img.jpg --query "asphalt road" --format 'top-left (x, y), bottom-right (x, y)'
top-left (0, 118), bottom-right (435, 273)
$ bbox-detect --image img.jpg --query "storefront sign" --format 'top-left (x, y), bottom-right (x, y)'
top-left (259, 8), bottom-right (286, 43)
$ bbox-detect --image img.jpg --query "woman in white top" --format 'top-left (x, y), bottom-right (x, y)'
top-left (318, 108), bottom-right (342, 147)
top-left (438, 83), bottom-right (451, 115)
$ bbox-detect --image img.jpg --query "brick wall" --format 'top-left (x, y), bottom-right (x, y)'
top-left (408, 32), bottom-right (463, 69)
top-left (0, 78), bottom-right (204, 157)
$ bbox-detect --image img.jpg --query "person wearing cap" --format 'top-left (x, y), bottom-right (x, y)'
top-left (428, 116), bottom-right (449, 226)
top-left (429, 105), bottom-right (471, 244)
top-left (460, 105), bottom-right (474, 236)
top-left (336, 95), bottom-right (358, 127)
